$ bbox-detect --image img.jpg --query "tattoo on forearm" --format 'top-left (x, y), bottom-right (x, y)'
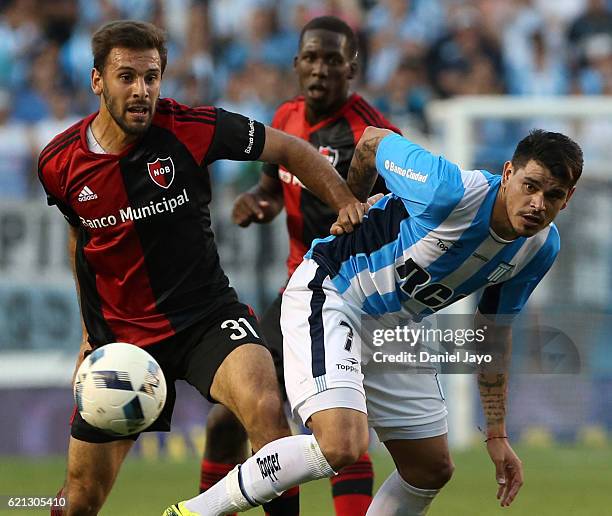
top-left (478, 373), bottom-right (507, 427)
top-left (347, 136), bottom-right (383, 201)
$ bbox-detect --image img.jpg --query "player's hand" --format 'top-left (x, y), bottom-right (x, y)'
top-left (232, 192), bottom-right (271, 227)
top-left (330, 195), bottom-right (383, 235)
top-left (486, 438), bottom-right (523, 507)
top-left (330, 201), bottom-right (371, 235)
top-left (366, 193), bottom-right (384, 206)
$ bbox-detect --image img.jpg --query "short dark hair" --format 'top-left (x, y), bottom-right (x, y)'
top-left (511, 129), bottom-right (583, 186)
top-left (92, 20), bottom-right (168, 74)
top-left (299, 16), bottom-right (358, 59)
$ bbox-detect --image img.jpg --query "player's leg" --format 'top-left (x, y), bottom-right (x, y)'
top-left (254, 293), bottom-right (300, 515)
top-left (199, 296), bottom-right (278, 494)
top-left (363, 361), bottom-right (451, 515)
top-left (168, 261), bottom-right (366, 515)
top-left (366, 435), bottom-right (454, 515)
top-left (62, 436), bottom-right (134, 515)
top-left (200, 404), bottom-right (247, 495)
top-left (385, 434), bottom-right (454, 490)
top-left (330, 451), bottom-right (374, 516)
top-left (168, 303), bottom-right (303, 515)
top-left (254, 291), bottom-right (369, 516)
top-left (207, 344), bottom-right (300, 516)
top-left (199, 293), bottom-right (299, 515)
top-left (257, 287), bottom-right (374, 516)
top-left (174, 342), bottom-right (321, 515)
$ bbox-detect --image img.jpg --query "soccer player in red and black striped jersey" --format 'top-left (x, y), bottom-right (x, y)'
top-left (38, 20), bottom-right (366, 516)
top-left (200, 16), bottom-right (400, 516)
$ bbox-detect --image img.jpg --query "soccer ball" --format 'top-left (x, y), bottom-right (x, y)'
top-left (73, 342), bottom-right (167, 436)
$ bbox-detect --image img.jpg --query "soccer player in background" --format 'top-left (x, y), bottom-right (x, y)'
top-left (167, 128), bottom-right (582, 515)
top-left (199, 16), bottom-right (400, 516)
top-left (37, 20), bottom-right (365, 516)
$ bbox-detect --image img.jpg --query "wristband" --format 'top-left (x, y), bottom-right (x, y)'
top-left (484, 435), bottom-right (508, 443)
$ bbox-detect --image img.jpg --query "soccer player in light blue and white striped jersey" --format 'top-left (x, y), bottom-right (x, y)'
top-left (172, 129), bottom-right (582, 516)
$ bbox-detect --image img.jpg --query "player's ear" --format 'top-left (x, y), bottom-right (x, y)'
top-left (561, 186), bottom-right (576, 210)
top-left (91, 67), bottom-right (103, 96)
top-left (293, 54), bottom-right (298, 70)
top-left (348, 59), bottom-right (358, 80)
top-left (501, 161), bottom-right (513, 184)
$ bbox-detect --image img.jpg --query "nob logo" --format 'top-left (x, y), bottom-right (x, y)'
top-left (147, 157), bottom-right (175, 189)
top-left (318, 146), bottom-right (339, 167)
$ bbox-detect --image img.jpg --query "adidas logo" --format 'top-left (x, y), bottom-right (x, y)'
top-left (78, 186), bottom-right (98, 202)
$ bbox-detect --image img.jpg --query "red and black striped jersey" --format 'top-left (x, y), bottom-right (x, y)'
top-left (262, 93), bottom-right (400, 278)
top-left (38, 98), bottom-right (266, 347)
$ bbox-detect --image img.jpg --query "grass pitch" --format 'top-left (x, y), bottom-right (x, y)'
top-left (1, 445), bottom-right (610, 515)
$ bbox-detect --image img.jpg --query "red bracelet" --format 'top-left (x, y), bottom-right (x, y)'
top-left (484, 435), bottom-right (508, 443)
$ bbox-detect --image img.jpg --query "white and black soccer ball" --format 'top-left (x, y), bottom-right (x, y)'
top-left (73, 342), bottom-right (167, 436)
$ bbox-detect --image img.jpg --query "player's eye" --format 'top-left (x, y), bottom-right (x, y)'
top-left (547, 191), bottom-right (566, 200)
top-left (524, 183), bottom-right (536, 193)
top-left (119, 74), bottom-right (132, 82)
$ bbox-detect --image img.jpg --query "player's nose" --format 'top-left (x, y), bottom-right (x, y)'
top-left (530, 192), bottom-right (545, 211)
top-left (311, 58), bottom-right (328, 76)
top-left (132, 76), bottom-right (149, 98)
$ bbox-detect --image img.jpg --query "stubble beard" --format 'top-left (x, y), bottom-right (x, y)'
top-left (102, 89), bottom-right (151, 136)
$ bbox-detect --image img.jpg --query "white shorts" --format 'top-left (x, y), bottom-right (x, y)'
top-left (281, 258), bottom-right (448, 442)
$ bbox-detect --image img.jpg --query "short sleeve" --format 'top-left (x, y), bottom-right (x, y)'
top-left (204, 109), bottom-right (266, 164)
top-left (38, 162), bottom-right (80, 227)
top-left (375, 133), bottom-right (464, 221)
top-left (478, 228), bottom-right (560, 319)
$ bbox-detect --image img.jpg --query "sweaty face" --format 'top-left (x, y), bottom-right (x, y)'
top-left (294, 29), bottom-right (355, 116)
top-left (93, 47), bottom-right (162, 135)
top-left (502, 160), bottom-right (574, 238)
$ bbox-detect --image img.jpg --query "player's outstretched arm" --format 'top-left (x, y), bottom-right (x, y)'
top-left (346, 126), bottom-right (394, 202)
top-left (232, 174), bottom-right (284, 227)
top-left (475, 311), bottom-right (524, 508)
top-left (259, 126), bottom-right (363, 232)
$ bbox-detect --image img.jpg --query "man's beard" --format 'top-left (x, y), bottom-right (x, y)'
top-left (102, 89), bottom-right (151, 136)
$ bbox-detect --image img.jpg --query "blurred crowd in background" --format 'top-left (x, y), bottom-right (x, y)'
top-left (2, 0), bottom-right (612, 197)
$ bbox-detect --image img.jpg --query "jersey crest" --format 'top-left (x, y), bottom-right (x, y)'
top-left (147, 156), bottom-right (175, 189)
top-left (318, 145), bottom-right (339, 167)
top-left (486, 262), bottom-right (515, 283)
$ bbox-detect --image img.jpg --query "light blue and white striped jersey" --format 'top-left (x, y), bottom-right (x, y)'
top-left (306, 133), bottom-right (559, 319)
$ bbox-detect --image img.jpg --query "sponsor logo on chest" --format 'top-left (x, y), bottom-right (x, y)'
top-left (78, 188), bottom-right (190, 229)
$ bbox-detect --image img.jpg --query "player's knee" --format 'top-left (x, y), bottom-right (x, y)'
top-left (243, 392), bottom-right (290, 448)
top-left (316, 426), bottom-right (369, 471)
top-left (64, 478), bottom-right (106, 516)
top-left (398, 455), bottom-right (455, 489)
